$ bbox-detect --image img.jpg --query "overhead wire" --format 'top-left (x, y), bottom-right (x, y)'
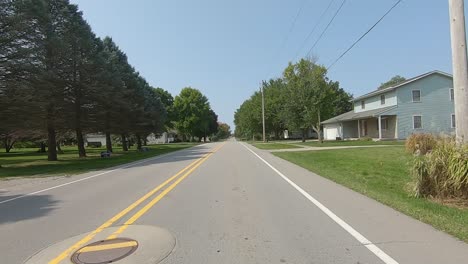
top-left (265, 0), bottom-right (308, 79)
top-left (293, 0), bottom-right (336, 62)
top-left (305, 0), bottom-right (347, 57)
top-left (327, 0), bottom-right (403, 70)
top-left (276, 0), bottom-right (308, 56)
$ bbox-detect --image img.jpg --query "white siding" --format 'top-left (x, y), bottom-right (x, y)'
top-left (354, 90), bottom-right (397, 113)
top-left (85, 134), bottom-right (107, 147)
top-left (324, 124), bottom-right (342, 140)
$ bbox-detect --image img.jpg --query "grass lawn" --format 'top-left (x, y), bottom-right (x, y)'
top-left (297, 140), bottom-right (405, 147)
top-left (252, 143), bottom-right (302, 150)
top-left (0, 143), bottom-right (197, 178)
top-left (274, 146), bottom-right (468, 243)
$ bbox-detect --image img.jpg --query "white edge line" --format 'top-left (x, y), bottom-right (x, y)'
top-left (0, 144), bottom-right (208, 205)
top-left (241, 143), bottom-right (399, 264)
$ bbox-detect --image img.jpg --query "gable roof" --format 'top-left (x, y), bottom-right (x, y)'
top-left (352, 70), bottom-right (452, 102)
top-left (321, 106), bottom-right (397, 124)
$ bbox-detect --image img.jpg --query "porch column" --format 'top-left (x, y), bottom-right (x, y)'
top-left (395, 116), bottom-right (398, 139)
top-left (378, 115), bottom-right (382, 140)
top-left (357, 119), bottom-right (361, 138)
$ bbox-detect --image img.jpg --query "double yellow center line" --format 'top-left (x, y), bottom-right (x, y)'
top-left (49, 143), bottom-right (225, 264)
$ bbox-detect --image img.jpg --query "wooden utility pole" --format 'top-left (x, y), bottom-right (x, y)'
top-left (449, 0), bottom-right (468, 143)
top-left (261, 85), bottom-right (266, 142)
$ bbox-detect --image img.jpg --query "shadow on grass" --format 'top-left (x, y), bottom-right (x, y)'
top-left (0, 144), bottom-right (204, 178)
top-left (0, 191), bottom-right (59, 224)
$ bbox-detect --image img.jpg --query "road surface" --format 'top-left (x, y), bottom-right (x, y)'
top-left (1, 140), bottom-right (467, 263)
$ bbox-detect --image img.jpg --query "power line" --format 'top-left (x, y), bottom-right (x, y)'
top-left (293, 0), bottom-right (336, 62)
top-left (278, 0), bottom-right (308, 53)
top-left (327, 0), bottom-right (402, 70)
top-left (306, 0), bottom-right (347, 57)
top-left (265, 0), bottom-right (307, 78)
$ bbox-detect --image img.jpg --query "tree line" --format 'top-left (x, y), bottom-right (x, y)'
top-left (234, 58), bottom-right (353, 142)
top-left (0, 0), bottom-right (225, 161)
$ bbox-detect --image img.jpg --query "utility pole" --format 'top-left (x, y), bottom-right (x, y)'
top-left (449, 0), bottom-right (468, 143)
top-left (261, 84), bottom-right (266, 142)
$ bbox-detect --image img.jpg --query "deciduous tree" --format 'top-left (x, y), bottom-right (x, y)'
top-left (378, 75), bottom-right (406, 89)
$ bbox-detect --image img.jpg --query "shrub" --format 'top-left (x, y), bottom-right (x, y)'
top-left (411, 137), bottom-right (468, 199)
top-left (406, 133), bottom-right (437, 155)
top-left (358, 136), bottom-right (373, 141)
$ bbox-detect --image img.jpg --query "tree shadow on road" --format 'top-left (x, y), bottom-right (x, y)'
top-left (0, 191), bottom-right (58, 224)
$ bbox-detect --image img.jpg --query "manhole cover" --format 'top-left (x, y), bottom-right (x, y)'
top-left (71, 238), bottom-right (138, 264)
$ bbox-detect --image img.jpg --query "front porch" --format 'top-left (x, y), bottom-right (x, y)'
top-left (322, 106), bottom-right (399, 141)
top-left (342, 115), bottom-right (397, 140)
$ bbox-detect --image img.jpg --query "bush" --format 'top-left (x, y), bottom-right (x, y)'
top-left (358, 136), bottom-right (373, 141)
top-left (406, 133), bottom-right (437, 155)
top-left (411, 137), bottom-right (468, 199)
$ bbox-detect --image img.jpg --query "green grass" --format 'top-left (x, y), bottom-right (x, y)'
top-left (297, 140), bottom-right (405, 147)
top-left (0, 143), bottom-right (197, 178)
top-left (250, 140), bottom-right (405, 149)
top-left (274, 146), bottom-right (468, 242)
top-left (252, 143), bottom-right (302, 150)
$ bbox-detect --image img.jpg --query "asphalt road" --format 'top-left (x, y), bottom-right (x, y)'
top-left (1, 140), bottom-right (468, 264)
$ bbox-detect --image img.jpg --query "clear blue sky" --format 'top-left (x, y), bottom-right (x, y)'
top-left (70, 0), bottom-right (464, 128)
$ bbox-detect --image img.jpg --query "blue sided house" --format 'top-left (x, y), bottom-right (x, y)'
top-left (321, 70), bottom-right (456, 140)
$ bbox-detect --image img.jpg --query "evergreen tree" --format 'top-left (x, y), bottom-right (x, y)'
top-left (63, 4), bottom-right (102, 157)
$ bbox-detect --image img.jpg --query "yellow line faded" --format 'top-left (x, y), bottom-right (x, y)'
top-left (106, 143), bottom-right (225, 239)
top-left (49, 145), bottom-right (221, 264)
top-left (77, 241), bottom-right (138, 253)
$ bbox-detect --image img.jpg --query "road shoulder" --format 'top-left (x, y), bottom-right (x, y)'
top-left (242, 143), bottom-right (468, 264)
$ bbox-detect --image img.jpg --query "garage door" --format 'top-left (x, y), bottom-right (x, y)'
top-left (324, 125), bottom-right (339, 140)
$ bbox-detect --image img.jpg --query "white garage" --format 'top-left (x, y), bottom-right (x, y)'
top-left (323, 124), bottom-right (342, 140)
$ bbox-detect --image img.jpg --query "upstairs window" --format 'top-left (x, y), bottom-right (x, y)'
top-left (361, 100), bottom-right (365, 109)
top-left (413, 115), bottom-right (422, 129)
top-left (450, 88), bottom-right (454, 101)
top-left (412, 90), bottom-right (421, 102)
top-left (381, 94), bottom-right (386, 105)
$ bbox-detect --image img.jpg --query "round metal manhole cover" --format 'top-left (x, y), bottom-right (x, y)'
top-left (71, 238), bottom-right (138, 264)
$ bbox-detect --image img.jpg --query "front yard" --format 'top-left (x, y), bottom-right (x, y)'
top-left (297, 140), bottom-right (405, 147)
top-left (250, 140), bottom-right (405, 150)
top-left (0, 143), bottom-right (197, 178)
top-left (252, 143), bottom-right (302, 150)
top-left (274, 146), bottom-right (468, 243)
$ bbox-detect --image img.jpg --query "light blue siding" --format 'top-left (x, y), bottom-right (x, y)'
top-left (354, 90), bottom-right (397, 113)
top-left (396, 74), bottom-right (455, 139)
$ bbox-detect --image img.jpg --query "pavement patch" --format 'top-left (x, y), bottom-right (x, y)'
top-left (24, 225), bottom-right (175, 264)
top-left (71, 238), bottom-right (138, 264)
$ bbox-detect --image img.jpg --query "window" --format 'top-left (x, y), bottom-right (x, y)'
top-left (361, 100), bottom-right (365, 109)
top-left (381, 94), bottom-right (386, 105)
top-left (413, 115), bottom-right (422, 129)
top-left (412, 90), bottom-right (421, 102)
top-left (450, 88), bottom-right (454, 101)
top-left (377, 118), bottom-right (389, 130)
top-left (451, 114), bottom-right (456, 128)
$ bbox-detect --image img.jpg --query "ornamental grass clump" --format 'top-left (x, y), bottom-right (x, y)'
top-left (405, 133), bottom-right (437, 155)
top-left (410, 135), bottom-right (468, 199)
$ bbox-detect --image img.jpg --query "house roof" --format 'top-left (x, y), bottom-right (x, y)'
top-left (352, 70), bottom-right (452, 102)
top-left (321, 106), bottom-right (397, 124)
